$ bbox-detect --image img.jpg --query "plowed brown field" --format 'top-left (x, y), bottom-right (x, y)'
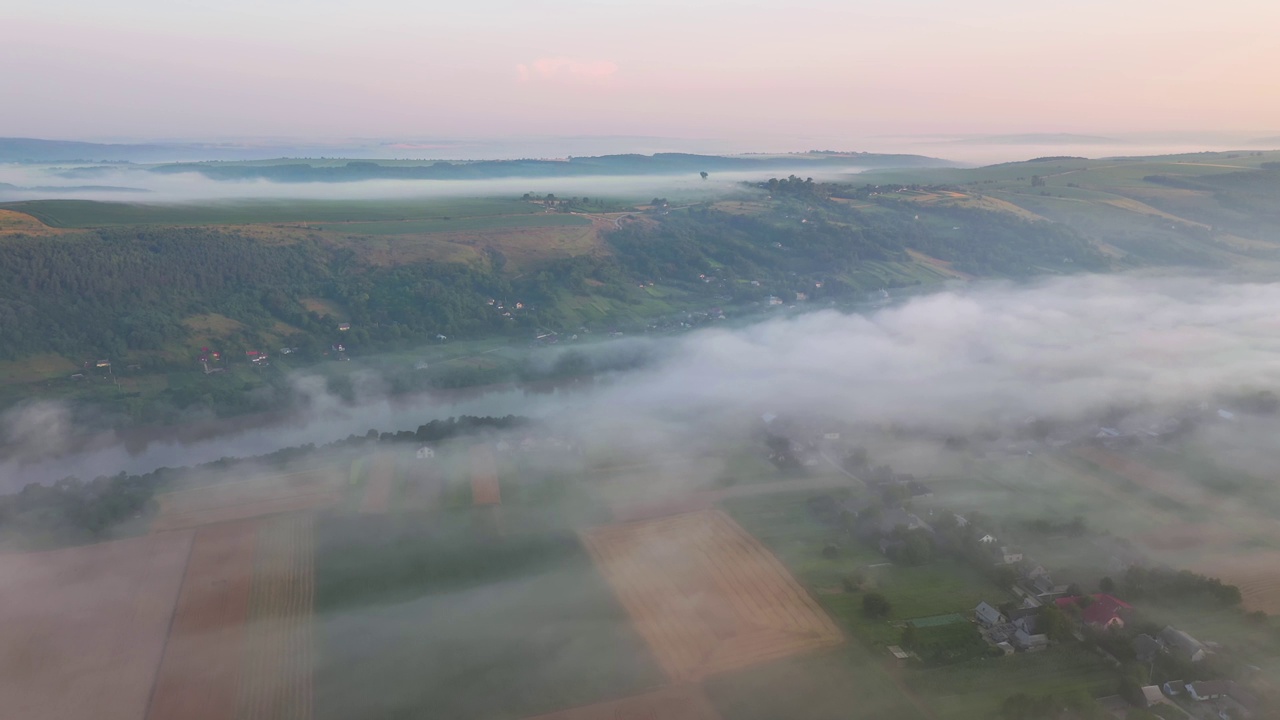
top-left (359, 453), bottom-right (396, 513)
top-left (470, 444), bottom-right (501, 505)
top-left (1194, 551), bottom-right (1280, 615)
top-left (0, 532), bottom-right (193, 720)
top-left (523, 685), bottom-right (721, 720)
top-left (237, 514), bottom-right (315, 720)
top-left (582, 510), bottom-right (842, 682)
top-left (147, 520), bottom-right (258, 720)
top-left (152, 468), bottom-right (342, 532)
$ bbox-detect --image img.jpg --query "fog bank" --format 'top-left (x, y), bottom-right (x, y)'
top-left (7, 272), bottom-right (1280, 489)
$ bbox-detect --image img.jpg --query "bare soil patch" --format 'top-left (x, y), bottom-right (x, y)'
top-left (470, 444), bottom-right (501, 505)
top-left (0, 208), bottom-right (69, 237)
top-left (523, 685), bottom-right (721, 720)
top-left (147, 520), bottom-right (258, 720)
top-left (582, 510), bottom-right (843, 682)
top-left (0, 532), bottom-right (193, 720)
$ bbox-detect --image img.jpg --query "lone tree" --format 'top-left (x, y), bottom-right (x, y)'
top-left (700, 171), bottom-right (709, 180)
top-left (862, 591), bottom-right (891, 619)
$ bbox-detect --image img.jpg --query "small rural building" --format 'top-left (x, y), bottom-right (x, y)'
top-left (974, 601), bottom-right (1007, 627)
top-left (1159, 625), bottom-right (1207, 663)
top-left (1222, 682), bottom-right (1264, 718)
top-left (415, 446), bottom-right (435, 460)
top-left (338, 323), bottom-right (351, 331)
top-left (995, 641), bottom-right (1015, 655)
top-left (1012, 614), bottom-right (1040, 636)
top-left (1186, 680), bottom-right (1230, 701)
top-left (878, 508), bottom-right (930, 535)
top-left (887, 645), bottom-right (911, 666)
top-left (1140, 686), bottom-right (1165, 708)
top-left (978, 533), bottom-right (998, 544)
top-left (1013, 629), bottom-right (1049, 652)
top-left (1162, 681), bottom-right (1185, 697)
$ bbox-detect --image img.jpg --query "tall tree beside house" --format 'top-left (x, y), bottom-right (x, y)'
top-left (1039, 604), bottom-right (1074, 643)
top-left (862, 591), bottom-right (891, 619)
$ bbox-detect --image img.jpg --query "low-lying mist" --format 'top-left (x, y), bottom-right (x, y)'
top-left (0, 164), bottom-right (879, 204)
top-left (7, 271), bottom-right (1280, 491)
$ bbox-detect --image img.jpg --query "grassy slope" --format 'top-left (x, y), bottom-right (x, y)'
top-left (856, 150), bottom-right (1280, 271)
top-left (0, 197), bottom-right (539, 227)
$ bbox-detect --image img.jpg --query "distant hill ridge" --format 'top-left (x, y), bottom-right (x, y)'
top-left (142, 152), bottom-right (952, 182)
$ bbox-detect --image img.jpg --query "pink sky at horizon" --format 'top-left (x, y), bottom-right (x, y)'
top-left (4, 0), bottom-right (1278, 143)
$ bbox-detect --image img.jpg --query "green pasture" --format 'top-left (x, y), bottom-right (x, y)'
top-left (0, 197), bottom-right (538, 227)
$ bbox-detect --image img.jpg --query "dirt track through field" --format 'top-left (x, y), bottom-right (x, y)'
top-left (470, 444), bottom-right (501, 505)
top-left (359, 453), bottom-right (395, 513)
top-left (147, 520), bottom-right (258, 720)
top-left (0, 532), bottom-right (194, 720)
top-left (153, 468), bottom-right (342, 532)
top-left (237, 514), bottom-right (315, 720)
top-left (582, 510), bottom-right (842, 682)
top-left (522, 685), bottom-right (722, 720)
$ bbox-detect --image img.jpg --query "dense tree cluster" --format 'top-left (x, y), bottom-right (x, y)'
top-left (0, 415), bottom-right (527, 548)
top-left (1120, 566), bottom-right (1242, 607)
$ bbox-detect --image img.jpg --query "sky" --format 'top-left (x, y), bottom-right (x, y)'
top-left (4, 0), bottom-right (1280, 145)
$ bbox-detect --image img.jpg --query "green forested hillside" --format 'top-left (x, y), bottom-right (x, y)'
top-left (6, 152), bottom-right (1277, 427)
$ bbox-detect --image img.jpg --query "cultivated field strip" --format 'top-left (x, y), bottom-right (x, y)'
top-left (147, 520), bottom-right (258, 720)
top-left (582, 510), bottom-right (842, 682)
top-left (522, 684), bottom-right (723, 720)
top-left (152, 468), bottom-right (342, 532)
top-left (470, 444), bottom-right (502, 505)
top-left (236, 514), bottom-right (315, 720)
top-left (0, 532), bottom-right (193, 720)
top-left (358, 453), bottom-right (395, 513)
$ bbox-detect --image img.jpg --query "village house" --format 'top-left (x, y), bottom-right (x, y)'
top-left (415, 446), bottom-right (435, 460)
top-left (974, 601), bottom-right (1007, 627)
top-left (1139, 686), bottom-right (1165, 709)
top-left (996, 546), bottom-right (1024, 565)
top-left (1013, 628), bottom-right (1049, 652)
top-left (1133, 633), bottom-right (1164, 664)
top-left (1186, 680), bottom-right (1230, 702)
top-left (1055, 594), bottom-right (1132, 630)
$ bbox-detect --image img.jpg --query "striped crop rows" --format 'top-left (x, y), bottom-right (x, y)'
top-left (582, 510), bottom-right (841, 682)
top-left (236, 515), bottom-right (315, 720)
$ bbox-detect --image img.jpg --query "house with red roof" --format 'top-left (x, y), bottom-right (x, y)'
top-left (1055, 594), bottom-right (1132, 630)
